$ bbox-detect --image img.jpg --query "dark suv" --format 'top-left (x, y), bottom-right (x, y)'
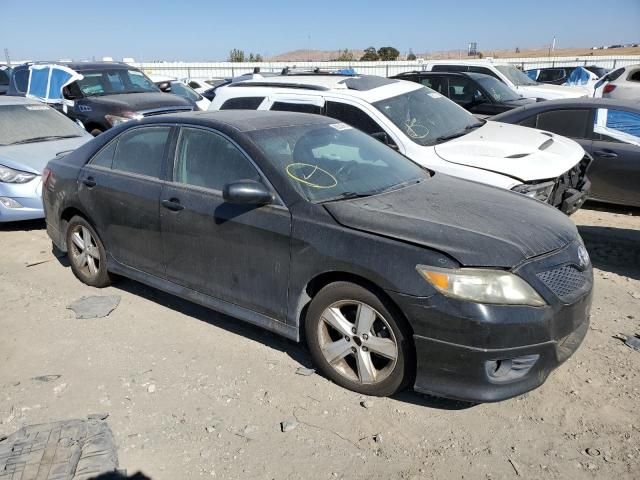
top-left (7, 62), bottom-right (193, 135)
top-left (392, 71), bottom-right (535, 116)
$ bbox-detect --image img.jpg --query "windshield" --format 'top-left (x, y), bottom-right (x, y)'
top-left (0, 104), bottom-right (85, 145)
top-left (495, 65), bottom-right (538, 86)
top-left (248, 123), bottom-right (428, 203)
top-left (474, 75), bottom-right (522, 102)
top-left (372, 87), bottom-right (480, 146)
top-left (168, 81), bottom-right (201, 102)
top-left (76, 69), bottom-right (158, 96)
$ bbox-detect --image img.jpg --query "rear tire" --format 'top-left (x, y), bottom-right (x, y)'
top-left (66, 216), bottom-right (112, 288)
top-left (90, 128), bottom-right (103, 137)
top-left (305, 282), bottom-right (413, 397)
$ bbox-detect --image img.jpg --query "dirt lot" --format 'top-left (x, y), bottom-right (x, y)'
top-left (1, 204), bottom-right (638, 480)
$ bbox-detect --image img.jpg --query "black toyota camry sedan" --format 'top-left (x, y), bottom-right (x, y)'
top-left (43, 111), bottom-right (593, 402)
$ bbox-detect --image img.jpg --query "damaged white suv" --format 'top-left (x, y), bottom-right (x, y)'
top-left (209, 73), bottom-right (591, 214)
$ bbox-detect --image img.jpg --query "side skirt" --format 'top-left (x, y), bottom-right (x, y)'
top-left (107, 258), bottom-right (300, 342)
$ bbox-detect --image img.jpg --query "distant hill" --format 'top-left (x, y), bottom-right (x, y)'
top-left (269, 46), bottom-right (640, 62)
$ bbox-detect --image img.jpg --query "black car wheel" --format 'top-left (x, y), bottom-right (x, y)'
top-left (90, 128), bottom-right (103, 137)
top-left (305, 282), bottom-right (413, 397)
top-left (66, 216), bottom-right (111, 288)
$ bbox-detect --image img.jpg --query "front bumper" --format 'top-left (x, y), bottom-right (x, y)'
top-left (391, 290), bottom-right (591, 403)
top-left (551, 154), bottom-right (592, 215)
top-left (0, 178), bottom-right (44, 222)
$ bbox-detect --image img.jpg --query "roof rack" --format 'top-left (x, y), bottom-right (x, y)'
top-left (228, 82), bottom-right (329, 91)
top-left (280, 66), bottom-right (357, 76)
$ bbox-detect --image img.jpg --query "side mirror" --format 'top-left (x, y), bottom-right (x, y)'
top-left (223, 180), bottom-right (272, 205)
top-left (371, 132), bottom-right (398, 151)
top-left (62, 87), bottom-right (77, 100)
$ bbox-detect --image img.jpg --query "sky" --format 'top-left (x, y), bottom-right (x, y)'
top-left (2, 0), bottom-right (639, 62)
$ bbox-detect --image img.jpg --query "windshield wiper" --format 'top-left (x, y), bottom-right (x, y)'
top-left (435, 121), bottom-right (485, 143)
top-left (319, 191), bottom-right (375, 204)
top-left (9, 135), bottom-right (82, 145)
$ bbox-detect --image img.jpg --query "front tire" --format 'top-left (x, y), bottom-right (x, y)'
top-left (305, 282), bottom-right (413, 397)
top-left (66, 216), bottom-right (112, 288)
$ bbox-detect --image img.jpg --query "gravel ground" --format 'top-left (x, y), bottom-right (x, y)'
top-left (1, 204), bottom-right (638, 480)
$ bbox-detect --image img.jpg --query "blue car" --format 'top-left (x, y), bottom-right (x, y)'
top-left (0, 96), bottom-right (91, 222)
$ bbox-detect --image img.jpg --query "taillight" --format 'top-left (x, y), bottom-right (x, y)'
top-left (42, 168), bottom-right (52, 188)
top-left (603, 84), bottom-right (617, 94)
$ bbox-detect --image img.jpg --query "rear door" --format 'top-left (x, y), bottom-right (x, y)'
top-left (78, 125), bottom-right (172, 277)
top-left (160, 126), bottom-right (292, 319)
top-left (589, 108), bottom-right (640, 206)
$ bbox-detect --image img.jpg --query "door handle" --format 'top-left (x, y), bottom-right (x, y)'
top-left (82, 177), bottom-right (96, 188)
top-left (593, 150), bottom-right (618, 159)
top-left (161, 198), bottom-right (184, 211)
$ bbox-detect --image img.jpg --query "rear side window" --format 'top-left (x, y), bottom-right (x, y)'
top-left (219, 97), bottom-right (265, 110)
top-left (112, 126), bottom-right (171, 178)
top-left (536, 69), bottom-right (566, 82)
top-left (0, 70), bottom-right (9, 86)
top-left (420, 76), bottom-right (447, 95)
top-left (173, 127), bottom-right (260, 191)
top-left (534, 109), bottom-right (591, 139)
top-left (13, 69), bottom-right (29, 93)
top-left (271, 102), bottom-right (322, 114)
top-left (432, 65), bottom-right (467, 72)
top-left (325, 102), bottom-right (385, 135)
top-left (90, 140), bottom-right (117, 168)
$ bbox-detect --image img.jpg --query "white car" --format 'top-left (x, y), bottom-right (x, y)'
top-left (148, 75), bottom-right (211, 111)
top-left (209, 73), bottom-right (590, 214)
top-left (594, 64), bottom-right (640, 101)
top-left (181, 77), bottom-right (225, 93)
top-left (422, 60), bottom-right (590, 100)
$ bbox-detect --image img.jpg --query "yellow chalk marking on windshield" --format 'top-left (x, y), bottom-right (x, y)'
top-left (286, 163), bottom-right (338, 189)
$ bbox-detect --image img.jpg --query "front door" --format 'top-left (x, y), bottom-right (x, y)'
top-left (78, 125), bottom-right (172, 277)
top-left (160, 126), bottom-right (292, 320)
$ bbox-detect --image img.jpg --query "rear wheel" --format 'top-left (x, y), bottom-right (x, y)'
top-left (305, 282), bottom-right (413, 397)
top-left (90, 128), bottom-right (103, 137)
top-left (66, 216), bottom-right (111, 288)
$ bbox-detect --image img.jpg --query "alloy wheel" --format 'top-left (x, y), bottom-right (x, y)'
top-left (69, 225), bottom-right (101, 278)
top-left (317, 300), bottom-right (398, 385)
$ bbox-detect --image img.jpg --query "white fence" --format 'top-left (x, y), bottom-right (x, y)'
top-left (132, 55), bottom-right (640, 79)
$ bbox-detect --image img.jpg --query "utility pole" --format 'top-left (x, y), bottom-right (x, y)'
top-left (4, 48), bottom-right (10, 66)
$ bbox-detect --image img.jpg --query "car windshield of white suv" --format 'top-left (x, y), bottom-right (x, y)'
top-left (249, 123), bottom-right (428, 203)
top-left (372, 87), bottom-right (483, 146)
top-left (0, 104), bottom-right (85, 146)
top-left (495, 65), bottom-right (538, 86)
top-left (76, 69), bottom-right (159, 96)
top-left (474, 75), bottom-right (522, 102)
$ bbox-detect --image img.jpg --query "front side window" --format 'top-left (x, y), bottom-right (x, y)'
top-left (446, 77), bottom-right (485, 106)
top-left (174, 127), bottom-right (260, 191)
top-left (537, 69), bottom-right (566, 83)
top-left (420, 77), bottom-right (446, 95)
top-left (112, 127), bottom-right (171, 178)
top-left (13, 69), bottom-right (29, 93)
top-left (431, 65), bottom-right (467, 72)
top-left (629, 70), bottom-right (640, 82)
top-left (0, 69), bottom-right (9, 86)
top-left (248, 123), bottom-right (428, 203)
top-left (219, 96), bottom-right (265, 110)
top-left (593, 109), bottom-right (640, 146)
top-left (0, 104), bottom-right (85, 146)
top-left (168, 81), bottom-right (200, 102)
top-left (468, 66), bottom-right (501, 80)
top-left (535, 109), bottom-right (590, 139)
top-left (75, 69), bottom-right (158, 96)
top-left (495, 65), bottom-right (538, 86)
top-left (325, 102), bottom-right (385, 135)
top-left (372, 86), bottom-right (480, 146)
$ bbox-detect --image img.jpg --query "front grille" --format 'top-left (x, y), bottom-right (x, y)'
top-left (139, 106), bottom-right (193, 117)
top-left (536, 265), bottom-right (589, 301)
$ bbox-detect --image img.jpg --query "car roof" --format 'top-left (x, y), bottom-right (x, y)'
top-left (0, 96), bottom-right (44, 106)
top-left (138, 110), bottom-right (337, 132)
top-left (218, 74), bottom-right (421, 102)
top-left (398, 70), bottom-right (496, 81)
top-left (12, 61), bottom-right (133, 71)
top-left (492, 97), bottom-right (640, 121)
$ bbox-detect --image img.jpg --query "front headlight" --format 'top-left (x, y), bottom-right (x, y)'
top-left (512, 181), bottom-right (556, 203)
top-left (105, 112), bottom-right (143, 127)
top-left (0, 164), bottom-right (37, 184)
top-left (417, 265), bottom-right (546, 306)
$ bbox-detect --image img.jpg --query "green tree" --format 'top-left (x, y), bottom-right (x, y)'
top-left (407, 50), bottom-right (417, 61)
top-left (228, 49), bottom-right (245, 62)
top-left (377, 46), bottom-right (400, 61)
top-left (335, 49), bottom-right (355, 61)
top-left (248, 53), bottom-right (255, 62)
top-left (360, 47), bottom-right (379, 61)
top-left (255, 53), bottom-right (264, 62)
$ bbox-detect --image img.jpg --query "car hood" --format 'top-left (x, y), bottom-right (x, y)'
top-left (324, 176), bottom-right (579, 268)
top-left (515, 84), bottom-right (590, 99)
top-left (434, 121), bottom-right (585, 182)
top-left (0, 136), bottom-right (91, 174)
top-left (80, 92), bottom-right (193, 112)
